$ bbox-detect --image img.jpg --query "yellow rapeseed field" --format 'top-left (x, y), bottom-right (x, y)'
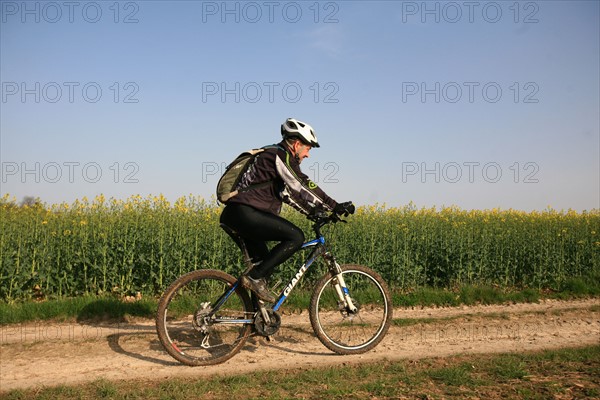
top-left (1, 194), bottom-right (598, 301)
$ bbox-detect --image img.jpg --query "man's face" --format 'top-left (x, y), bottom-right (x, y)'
top-left (293, 141), bottom-right (311, 163)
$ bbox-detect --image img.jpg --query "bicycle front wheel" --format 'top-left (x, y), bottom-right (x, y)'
top-left (309, 264), bottom-right (392, 355)
top-left (156, 269), bottom-right (253, 366)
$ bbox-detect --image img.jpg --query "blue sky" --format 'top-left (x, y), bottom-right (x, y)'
top-left (1, 0), bottom-right (599, 211)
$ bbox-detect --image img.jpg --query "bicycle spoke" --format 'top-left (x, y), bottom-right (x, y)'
top-left (310, 265), bottom-right (392, 354)
top-left (156, 270), bottom-right (253, 366)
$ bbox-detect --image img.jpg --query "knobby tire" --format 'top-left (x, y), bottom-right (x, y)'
top-left (309, 264), bottom-right (393, 355)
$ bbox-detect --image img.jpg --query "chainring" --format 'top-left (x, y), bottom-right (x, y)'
top-left (254, 309), bottom-right (281, 336)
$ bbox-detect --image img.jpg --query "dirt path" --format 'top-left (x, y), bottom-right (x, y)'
top-left (1, 298), bottom-right (599, 392)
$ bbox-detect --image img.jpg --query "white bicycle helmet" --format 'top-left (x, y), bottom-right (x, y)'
top-left (281, 118), bottom-right (320, 148)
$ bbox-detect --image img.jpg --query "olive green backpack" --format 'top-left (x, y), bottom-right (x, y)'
top-left (216, 145), bottom-right (281, 204)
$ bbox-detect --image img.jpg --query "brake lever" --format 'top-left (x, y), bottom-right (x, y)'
top-left (308, 210), bottom-right (328, 222)
top-left (329, 213), bottom-right (347, 223)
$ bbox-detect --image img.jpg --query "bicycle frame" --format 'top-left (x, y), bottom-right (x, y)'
top-left (273, 236), bottom-right (325, 310)
top-left (208, 235), bottom-right (328, 325)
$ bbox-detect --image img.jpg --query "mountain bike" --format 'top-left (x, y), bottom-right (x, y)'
top-left (156, 212), bottom-right (393, 366)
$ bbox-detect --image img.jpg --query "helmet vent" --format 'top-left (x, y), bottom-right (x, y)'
top-left (281, 118), bottom-right (319, 148)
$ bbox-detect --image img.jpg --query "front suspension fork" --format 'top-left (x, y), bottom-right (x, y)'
top-left (323, 252), bottom-right (358, 313)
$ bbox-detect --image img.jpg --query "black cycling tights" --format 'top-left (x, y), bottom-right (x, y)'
top-left (220, 203), bottom-right (305, 280)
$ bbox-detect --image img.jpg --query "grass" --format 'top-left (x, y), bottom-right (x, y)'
top-left (393, 275), bottom-right (600, 309)
top-left (3, 345), bottom-right (599, 399)
top-left (0, 296), bottom-right (157, 325)
top-left (1, 279), bottom-right (599, 325)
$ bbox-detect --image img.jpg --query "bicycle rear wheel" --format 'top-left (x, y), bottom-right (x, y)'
top-left (156, 269), bottom-right (253, 366)
top-left (309, 264), bottom-right (392, 355)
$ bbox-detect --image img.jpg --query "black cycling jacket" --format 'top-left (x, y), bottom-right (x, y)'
top-left (227, 141), bottom-right (338, 215)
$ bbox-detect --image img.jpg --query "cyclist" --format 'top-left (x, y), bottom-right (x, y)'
top-left (220, 118), bottom-right (355, 303)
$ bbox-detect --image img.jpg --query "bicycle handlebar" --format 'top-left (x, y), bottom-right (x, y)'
top-left (308, 211), bottom-right (347, 237)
